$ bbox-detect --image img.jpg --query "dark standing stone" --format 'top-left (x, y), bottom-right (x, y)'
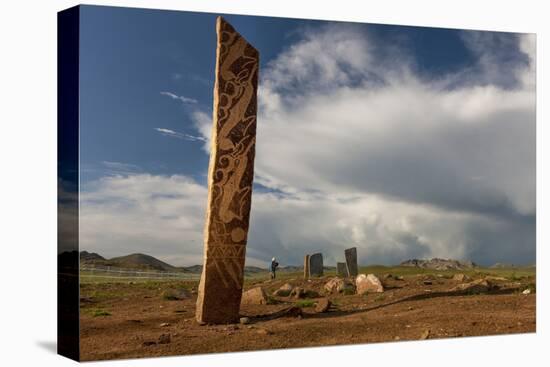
top-left (337, 262), bottom-right (348, 277)
top-left (309, 253), bottom-right (324, 277)
top-left (345, 247), bottom-right (358, 277)
top-left (304, 254), bottom-right (310, 279)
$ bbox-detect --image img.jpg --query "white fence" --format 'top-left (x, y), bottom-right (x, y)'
top-left (80, 265), bottom-right (200, 280)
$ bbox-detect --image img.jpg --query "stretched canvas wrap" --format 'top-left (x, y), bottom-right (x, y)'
top-left (58, 4), bottom-right (536, 362)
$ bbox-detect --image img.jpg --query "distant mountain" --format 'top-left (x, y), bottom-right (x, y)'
top-left (490, 262), bottom-right (515, 269)
top-left (80, 251), bottom-right (105, 262)
top-left (78, 251), bottom-right (311, 274)
top-left (107, 253), bottom-right (181, 272)
top-left (400, 258), bottom-right (477, 270)
top-left (79, 251), bottom-right (190, 272)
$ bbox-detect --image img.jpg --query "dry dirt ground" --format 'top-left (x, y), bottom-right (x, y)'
top-left (79, 272), bottom-right (536, 361)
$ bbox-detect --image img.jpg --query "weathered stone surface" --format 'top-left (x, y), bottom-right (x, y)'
top-left (356, 274), bottom-right (384, 294)
top-left (309, 253), bottom-right (323, 277)
top-left (345, 247), bottom-right (358, 277)
top-left (337, 262), bottom-right (348, 277)
top-left (304, 254), bottom-right (310, 279)
top-left (196, 17), bottom-right (260, 324)
top-left (315, 298), bottom-right (331, 313)
top-left (241, 287), bottom-right (268, 305)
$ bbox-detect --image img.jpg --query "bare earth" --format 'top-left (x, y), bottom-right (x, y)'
top-left (79, 272), bottom-right (536, 361)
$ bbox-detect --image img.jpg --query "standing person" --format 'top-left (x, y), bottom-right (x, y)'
top-left (270, 257), bottom-right (279, 280)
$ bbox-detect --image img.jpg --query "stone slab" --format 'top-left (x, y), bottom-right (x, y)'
top-left (309, 253), bottom-right (324, 277)
top-left (196, 16), bottom-right (259, 324)
top-left (337, 262), bottom-right (348, 277)
top-left (345, 247), bottom-right (358, 277)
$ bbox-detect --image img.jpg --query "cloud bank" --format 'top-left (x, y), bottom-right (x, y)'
top-left (80, 26), bottom-right (535, 267)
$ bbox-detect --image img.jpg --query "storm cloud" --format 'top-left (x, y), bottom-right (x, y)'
top-left (80, 26), bottom-right (535, 267)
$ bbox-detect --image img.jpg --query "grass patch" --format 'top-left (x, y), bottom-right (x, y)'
top-left (374, 294), bottom-right (386, 302)
top-left (266, 295), bottom-right (279, 305)
top-left (295, 300), bottom-right (315, 308)
top-left (89, 309), bottom-right (111, 317)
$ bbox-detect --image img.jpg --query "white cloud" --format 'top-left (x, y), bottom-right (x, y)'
top-left (160, 91), bottom-right (198, 104)
top-left (81, 28), bottom-right (535, 267)
top-left (154, 127), bottom-right (206, 142)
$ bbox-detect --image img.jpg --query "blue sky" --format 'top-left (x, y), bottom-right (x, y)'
top-left (75, 5), bottom-right (536, 267)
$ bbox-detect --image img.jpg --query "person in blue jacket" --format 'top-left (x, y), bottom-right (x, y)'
top-left (270, 257), bottom-right (279, 279)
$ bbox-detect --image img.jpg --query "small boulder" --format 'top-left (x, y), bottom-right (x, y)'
top-left (241, 287), bottom-right (269, 305)
top-left (452, 279), bottom-right (496, 293)
top-left (239, 317), bottom-right (250, 324)
top-left (452, 273), bottom-right (471, 282)
top-left (356, 274), bottom-right (384, 294)
top-left (162, 288), bottom-right (191, 300)
top-left (324, 277), bottom-right (344, 293)
top-left (324, 277), bottom-right (355, 294)
top-left (522, 289), bottom-right (531, 295)
top-left (274, 283), bottom-right (294, 297)
top-left (158, 333), bottom-right (171, 344)
top-left (315, 298), bottom-right (331, 313)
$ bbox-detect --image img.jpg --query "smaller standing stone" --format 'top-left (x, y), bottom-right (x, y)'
top-left (309, 253), bottom-right (324, 277)
top-left (356, 274), bottom-right (384, 294)
top-left (304, 254), bottom-right (310, 279)
top-left (344, 247), bottom-right (358, 276)
top-left (315, 298), bottom-right (331, 313)
top-left (337, 262), bottom-right (348, 277)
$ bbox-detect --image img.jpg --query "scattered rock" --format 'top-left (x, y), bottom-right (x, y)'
top-left (485, 276), bottom-right (508, 282)
top-left (239, 317), bottom-right (250, 325)
top-left (324, 277), bottom-right (344, 293)
top-left (80, 296), bottom-right (95, 304)
top-left (452, 279), bottom-right (497, 293)
top-left (452, 273), bottom-right (471, 282)
top-left (315, 298), bottom-right (331, 313)
top-left (162, 288), bottom-right (191, 300)
top-left (142, 341), bottom-right (156, 346)
top-left (394, 336), bottom-right (400, 341)
top-left (256, 328), bottom-right (273, 335)
top-left (522, 289), bottom-right (531, 295)
top-left (420, 329), bottom-right (430, 339)
top-left (382, 273), bottom-right (393, 280)
top-left (356, 274), bottom-right (384, 294)
top-left (324, 277), bottom-right (355, 294)
top-left (241, 287), bottom-right (269, 305)
top-left (395, 275), bottom-right (404, 281)
top-left (423, 280), bottom-right (433, 285)
top-left (158, 333), bottom-right (171, 344)
top-left (274, 283), bottom-right (294, 297)
top-left (159, 322), bottom-right (170, 327)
